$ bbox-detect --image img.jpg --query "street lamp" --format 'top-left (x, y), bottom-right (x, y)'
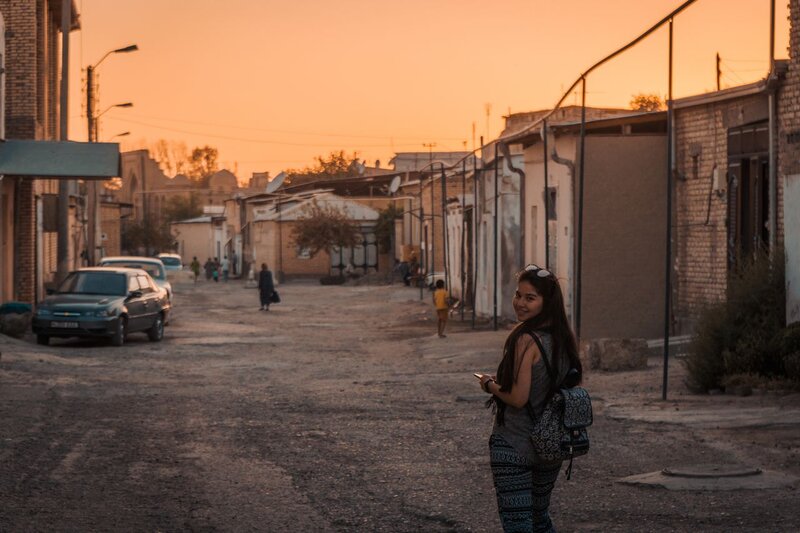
top-left (109, 131), bottom-right (130, 141)
top-left (87, 45), bottom-right (137, 141)
top-left (85, 45), bottom-right (137, 265)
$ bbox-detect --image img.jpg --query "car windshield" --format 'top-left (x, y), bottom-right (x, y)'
top-left (159, 256), bottom-right (181, 267)
top-left (102, 261), bottom-right (165, 280)
top-left (57, 272), bottom-right (127, 296)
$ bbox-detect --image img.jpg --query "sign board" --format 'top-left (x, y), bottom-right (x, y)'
top-left (0, 140), bottom-right (120, 178)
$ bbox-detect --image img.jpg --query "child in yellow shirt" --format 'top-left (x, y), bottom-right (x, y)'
top-left (432, 279), bottom-right (449, 338)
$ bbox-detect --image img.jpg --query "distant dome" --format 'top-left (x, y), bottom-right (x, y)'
top-left (169, 174), bottom-right (191, 187)
top-left (208, 169), bottom-right (239, 191)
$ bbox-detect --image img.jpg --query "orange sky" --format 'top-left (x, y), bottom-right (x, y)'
top-left (68, 0), bottom-right (790, 182)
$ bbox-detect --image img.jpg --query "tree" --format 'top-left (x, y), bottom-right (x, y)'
top-left (162, 193), bottom-right (202, 223)
top-left (286, 150), bottom-right (361, 186)
top-left (291, 200), bottom-right (360, 258)
top-left (187, 145), bottom-right (219, 184)
top-left (150, 139), bottom-right (189, 176)
top-left (629, 93), bottom-right (664, 111)
top-left (121, 219), bottom-right (175, 255)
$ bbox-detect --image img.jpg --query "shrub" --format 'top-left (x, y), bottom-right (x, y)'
top-left (684, 250), bottom-right (788, 391)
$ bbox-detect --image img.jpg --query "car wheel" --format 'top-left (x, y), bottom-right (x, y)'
top-left (111, 316), bottom-right (127, 347)
top-left (147, 313), bottom-right (164, 342)
top-left (36, 334), bottom-right (49, 346)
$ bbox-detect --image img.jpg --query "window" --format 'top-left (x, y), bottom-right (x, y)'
top-left (137, 275), bottom-right (154, 293)
top-left (128, 276), bottom-right (140, 293)
top-left (296, 246), bottom-right (311, 259)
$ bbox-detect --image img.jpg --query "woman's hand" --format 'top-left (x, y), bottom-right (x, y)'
top-left (475, 373), bottom-right (496, 393)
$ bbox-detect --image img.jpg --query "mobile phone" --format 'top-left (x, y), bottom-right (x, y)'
top-left (473, 373), bottom-right (483, 379)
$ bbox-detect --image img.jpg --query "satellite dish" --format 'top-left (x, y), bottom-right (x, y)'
top-left (355, 160), bottom-right (366, 176)
top-left (266, 171), bottom-right (287, 194)
top-left (388, 176), bottom-right (401, 194)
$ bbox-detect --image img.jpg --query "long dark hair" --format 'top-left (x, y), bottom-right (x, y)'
top-left (489, 267), bottom-right (582, 424)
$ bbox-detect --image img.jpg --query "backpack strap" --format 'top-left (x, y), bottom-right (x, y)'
top-left (524, 331), bottom-right (559, 420)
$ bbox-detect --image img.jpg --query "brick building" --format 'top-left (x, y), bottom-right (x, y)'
top-left (0, 0), bottom-right (78, 304)
top-left (780, 0), bottom-right (800, 325)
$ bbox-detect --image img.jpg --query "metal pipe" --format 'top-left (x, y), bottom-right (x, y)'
top-left (768, 0), bottom-right (777, 254)
top-left (662, 18), bottom-right (674, 401)
top-left (430, 170), bottom-right (435, 288)
top-left (472, 151), bottom-right (479, 329)
top-left (57, 0), bottom-right (72, 283)
top-left (441, 163), bottom-right (449, 293)
top-left (543, 119), bottom-right (550, 267)
top-left (419, 175), bottom-right (424, 301)
top-left (493, 142), bottom-right (499, 331)
top-left (461, 158), bottom-right (466, 321)
top-left (576, 77), bottom-right (586, 340)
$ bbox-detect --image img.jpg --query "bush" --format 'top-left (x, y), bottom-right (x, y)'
top-left (684, 250), bottom-right (790, 391)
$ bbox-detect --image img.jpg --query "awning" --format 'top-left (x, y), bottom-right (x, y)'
top-left (0, 140), bottom-right (120, 179)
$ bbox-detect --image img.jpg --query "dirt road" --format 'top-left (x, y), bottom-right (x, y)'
top-left (1, 279), bottom-right (799, 532)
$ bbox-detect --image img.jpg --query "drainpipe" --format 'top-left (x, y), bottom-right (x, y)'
top-left (550, 134), bottom-right (577, 329)
top-left (497, 141), bottom-right (526, 268)
top-left (767, 0), bottom-right (777, 254)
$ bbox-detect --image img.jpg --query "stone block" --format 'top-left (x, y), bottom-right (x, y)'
top-left (0, 312), bottom-right (32, 339)
top-left (586, 338), bottom-right (648, 371)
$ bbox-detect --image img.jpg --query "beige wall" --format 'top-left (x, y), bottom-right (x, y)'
top-left (581, 135), bottom-right (667, 339)
top-left (100, 203), bottom-right (121, 258)
top-left (172, 222), bottom-right (215, 265)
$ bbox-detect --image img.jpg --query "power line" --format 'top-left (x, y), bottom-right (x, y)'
top-left (103, 115), bottom-right (459, 149)
top-left (106, 111), bottom-right (467, 142)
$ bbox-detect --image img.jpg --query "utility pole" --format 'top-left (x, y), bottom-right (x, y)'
top-left (716, 52), bottom-right (721, 91)
top-left (86, 65), bottom-right (96, 265)
top-left (57, 0), bottom-right (71, 282)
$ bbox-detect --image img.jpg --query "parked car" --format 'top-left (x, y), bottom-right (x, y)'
top-left (100, 256), bottom-right (173, 302)
top-left (157, 253), bottom-right (183, 271)
top-left (32, 267), bottom-right (171, 346)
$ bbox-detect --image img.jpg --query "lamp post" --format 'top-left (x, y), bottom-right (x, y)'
top-left (109, 131), bottom-right (130, 140)
top-left (85, 44), bottom-right (137, 265)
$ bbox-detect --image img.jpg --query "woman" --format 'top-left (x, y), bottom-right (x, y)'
top-left (257, 263), bottom-right (275, 311)
top-left (476, 264), bottom-right (582, 532)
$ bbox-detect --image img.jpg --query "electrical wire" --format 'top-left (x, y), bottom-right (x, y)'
top-left (102, 115), bottom-right (459, 149)
top-left (115, 112), bottom-right (468, 142)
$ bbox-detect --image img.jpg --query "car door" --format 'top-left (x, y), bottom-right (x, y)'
top-left (125, 274), bottom-right (147, 331)
top-left (137, 274), bottom-right (159, 328)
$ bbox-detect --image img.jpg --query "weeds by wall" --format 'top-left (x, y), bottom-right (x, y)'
top-left (684, 249), bottom-right (799, 391)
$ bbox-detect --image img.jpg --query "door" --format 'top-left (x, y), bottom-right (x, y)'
top-left (125, 275), bottom-right (147, 331)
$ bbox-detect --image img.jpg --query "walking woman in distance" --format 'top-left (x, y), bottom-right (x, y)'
top-left (258, 263), bottom-right (274, 311)
top-left (475, 264), bottom-right (582, 532)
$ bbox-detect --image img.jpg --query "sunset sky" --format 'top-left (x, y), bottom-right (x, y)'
top-left (68, 0), bottom-right (789, 182)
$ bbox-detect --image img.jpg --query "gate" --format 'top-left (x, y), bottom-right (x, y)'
top-left (330, 229), bottom-right (378, 275)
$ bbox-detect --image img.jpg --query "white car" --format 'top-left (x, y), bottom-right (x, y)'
top-left (157, 253), bottom-right (183, 271)
top-left (99, 256), bottom-right (173, 304)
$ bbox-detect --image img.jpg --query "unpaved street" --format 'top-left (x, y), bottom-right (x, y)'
top-left (1, 280), bottom-right (799, 532)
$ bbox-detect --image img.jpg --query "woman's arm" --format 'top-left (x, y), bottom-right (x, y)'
top-left (482, 336), bottom-right (541, 408)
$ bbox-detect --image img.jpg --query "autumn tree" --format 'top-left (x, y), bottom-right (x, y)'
top-left (286, 150), bottom-right (361, 186)
top-left (291, 200), bottom-right (360, 258)
top-left (187, 145), bottom-right (219, 184)
top-left (150, 139), bottom-right (190, 176)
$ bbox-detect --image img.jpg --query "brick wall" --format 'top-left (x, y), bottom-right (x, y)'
top-left (1, 0), bottom-right (64, 302)
top-left (673, 93), bottom-right (770, 330)
top-left (780, 1), bottom-right (800, 184)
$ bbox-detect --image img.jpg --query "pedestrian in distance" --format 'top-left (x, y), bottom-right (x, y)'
top-left (190, 256), bottom-right (201, 283)
top-left (475, 264), bottom-right (583, 533)
top-left (257, 263), bottom-right (275, 311)
top-left (432, 279), bottom-right (449, 337)
top-left (222, 255), bottom-right (230, 282)
top-left (212, 257), bottom-right (220, 283)
top-left (204, 258), bottom-right (214, 281)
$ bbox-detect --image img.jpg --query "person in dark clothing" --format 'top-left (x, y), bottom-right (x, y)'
top-left (257, 263), bottom-right (275, 311)
top-left (204, 258), bottom-right (214, 280)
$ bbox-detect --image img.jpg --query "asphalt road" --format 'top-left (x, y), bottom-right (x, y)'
top-left (1, 279), bottom-right (799, 532)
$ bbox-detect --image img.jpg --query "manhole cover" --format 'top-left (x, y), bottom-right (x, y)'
top-left (662, 464), bottom-right (762, 479)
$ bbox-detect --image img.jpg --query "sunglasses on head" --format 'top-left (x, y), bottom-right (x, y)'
top-left (524, 264), bottom-right (552, 278)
